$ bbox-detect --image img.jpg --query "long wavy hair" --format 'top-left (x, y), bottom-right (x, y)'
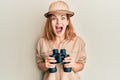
top-left (42, 14), bottom-right (76, 41)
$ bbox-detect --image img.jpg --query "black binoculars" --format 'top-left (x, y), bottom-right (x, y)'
top-left (48, 49), bottom-right (72, 73)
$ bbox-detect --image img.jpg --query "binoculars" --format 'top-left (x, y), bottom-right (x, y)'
top-left (48, 49), bottom-right (72, 73)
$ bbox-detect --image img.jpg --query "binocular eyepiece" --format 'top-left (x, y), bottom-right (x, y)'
top-left (48, 49), bottom-right (72, 73)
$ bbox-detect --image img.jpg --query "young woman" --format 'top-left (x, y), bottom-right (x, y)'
top-left (36, 1), bottom-right (86, 80)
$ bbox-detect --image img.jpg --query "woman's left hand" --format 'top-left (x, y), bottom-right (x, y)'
top-left (63, 56), bottom-right (75, 68)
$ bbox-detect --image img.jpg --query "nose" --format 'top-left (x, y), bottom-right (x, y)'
top-left (56, 18), bottom-right (61, 24)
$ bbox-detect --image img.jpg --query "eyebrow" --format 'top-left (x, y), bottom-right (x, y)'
top-left (51, 14), bottom-right (66, 17)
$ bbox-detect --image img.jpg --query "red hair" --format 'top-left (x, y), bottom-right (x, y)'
top-left (42, 15), bottom-right (76, 41)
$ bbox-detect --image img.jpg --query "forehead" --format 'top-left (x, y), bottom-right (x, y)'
top-left (51, 12), bottom-right (67, 17)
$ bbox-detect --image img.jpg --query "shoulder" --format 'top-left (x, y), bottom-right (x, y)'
top-left (37, 37), bottom-right (48, 50)
top-left (74, 36), bottom-right (86, 47)
top-left (37, 37), bottom-right (47, 45)
top-left (73, 36), bottom-right (84, 42)
top-left (38, 37), bottom-right (47, 43)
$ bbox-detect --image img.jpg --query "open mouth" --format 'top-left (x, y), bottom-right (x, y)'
top-left (56, 26), bottom-right (63, 33)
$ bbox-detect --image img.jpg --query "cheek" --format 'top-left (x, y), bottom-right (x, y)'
top-left (64, 20), bottom-right (69, 25)
top-left (51, 22), bottom-right (56, 31)
top-left (51, 20), bottom-right (56, 26)
top-left (64, 21), bottom-right (69, 27)
top-left (51, 21), bottom-right (55, 27)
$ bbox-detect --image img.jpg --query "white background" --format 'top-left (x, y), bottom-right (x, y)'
top-left (0, 0), bottom-right (120, 80)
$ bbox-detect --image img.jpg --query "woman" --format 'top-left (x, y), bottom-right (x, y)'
top-left (36, 1), bottom-right (86, 80)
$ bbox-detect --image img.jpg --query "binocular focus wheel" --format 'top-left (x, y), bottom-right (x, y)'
top-left (64, 68), bottom-right (72, 72)
top-left (48, 67), bottom-right (57, 73)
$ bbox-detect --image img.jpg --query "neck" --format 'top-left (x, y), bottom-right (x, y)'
top-left (56, 36), bottom-right (65, 44)
top-left (51, 36), bottom-right (65, 49)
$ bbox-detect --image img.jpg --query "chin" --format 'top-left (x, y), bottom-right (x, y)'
top-left (55, 33), bottom-right (65, 37)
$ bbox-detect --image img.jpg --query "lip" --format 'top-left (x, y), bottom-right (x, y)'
top-left (56, 26), bottom-right (63, 33)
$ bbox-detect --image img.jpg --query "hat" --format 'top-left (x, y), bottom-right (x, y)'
top-left (44, 1), bottom-right (74, 18)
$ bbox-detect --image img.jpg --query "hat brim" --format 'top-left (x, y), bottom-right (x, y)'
top-left (44, 10), bottom-right (74, 18)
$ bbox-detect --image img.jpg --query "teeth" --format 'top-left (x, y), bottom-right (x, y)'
top-left (56, 26), bottom-right (62, 29)
top-left (56, 26), bottom-right (61, 28)
top-left (56, 26), bottom-right (63, 32)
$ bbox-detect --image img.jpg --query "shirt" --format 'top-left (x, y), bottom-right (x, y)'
top-left (36, 36), bottom-right (86, 80)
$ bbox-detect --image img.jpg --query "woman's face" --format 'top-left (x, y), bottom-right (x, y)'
top-left (50, 13), bottom-right (69, 37)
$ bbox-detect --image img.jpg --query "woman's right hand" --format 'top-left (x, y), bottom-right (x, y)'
top-left (45, 56), bottom-right (57, 68)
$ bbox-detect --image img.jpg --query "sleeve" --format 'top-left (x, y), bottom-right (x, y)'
top-left (75, 37), bottom-right (86, 63)
top-left (36, 38), bottom-right (44, 64)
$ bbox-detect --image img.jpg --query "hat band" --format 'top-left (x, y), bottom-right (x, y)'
top-left (44, 10), bottom-right (74, 18)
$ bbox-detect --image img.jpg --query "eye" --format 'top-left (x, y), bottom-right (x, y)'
top-left (51, 16), bottom-right (57, 20)
top-left (61, 16), bottom-right (66, 20)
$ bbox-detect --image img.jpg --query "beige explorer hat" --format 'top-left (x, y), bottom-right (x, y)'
top-left (44, 1), bottom-right (74, 18)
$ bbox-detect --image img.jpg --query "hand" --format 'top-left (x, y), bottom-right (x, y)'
top-left (45, 57), bottom-right (56, 68)
top-left (63, 57), bottom-right (75, 68)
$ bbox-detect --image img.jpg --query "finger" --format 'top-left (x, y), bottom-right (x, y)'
top-left (63, 57), bottom-right (74, 63)
top-left (45, 59), bottom-right (56, 63)
top-left (45, 58), bottom-right (48, 62)
top-left (64, 57), bottom-right (72, 60)
top-left (64, 64), bottom-right (72, 68)
top-left (48, 59), bottom-right (56, 63)
top-left (63, 59), bottom-right (73, 62)
top-left (46, 63), bottom-right (56, 68)
top-left (47, 57), bottom-right (55, 60)
top-left (49, 65), bottom-right (56, 68)
top-left (45, 57), bottom-right (56, 62)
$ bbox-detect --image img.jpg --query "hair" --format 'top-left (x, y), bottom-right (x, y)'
top-left (42, 14), bottom-right (76, 41)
